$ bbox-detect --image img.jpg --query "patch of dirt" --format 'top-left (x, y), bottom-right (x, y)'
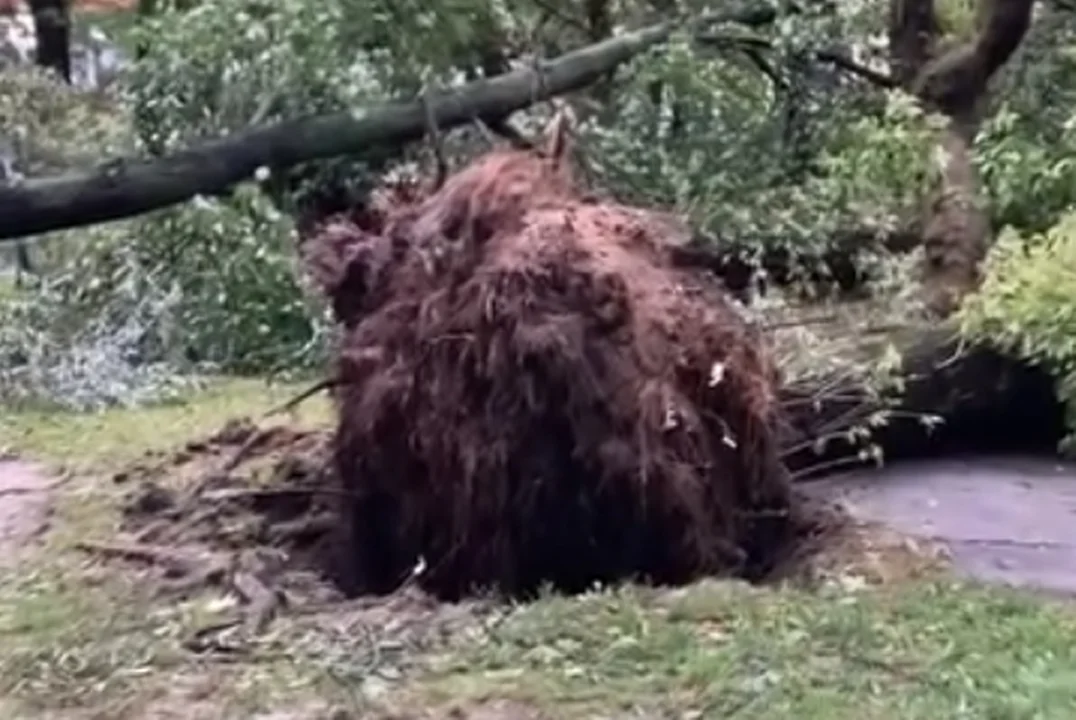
top-left (105, 418), bottom-right (342, 613)
top-left (770, 511), bottom-right (951, 590)
top-left (100, 414), bottom-right (919, 612)
top-left (100, 417), bottom-right (497, 660)
top-left (0, 458), bottom-right (52, 567)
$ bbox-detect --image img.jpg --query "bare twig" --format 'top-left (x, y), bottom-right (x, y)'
top-left (472, 116), bottom-right (500, 146)
top-left (260, 377), bottom-right (341, 420)
top-left (201, 486), bottom-right (352, 502)
top-left (694, 31), bottom-right (898, 88)
top-left (232, 571), bottom-right (282, 634)
top-left (74, 539), bottom-right (227, 580)
top-left (420, 85), bottom-right (449, 192)
top-left (267, 513), bottom-right (337, 544)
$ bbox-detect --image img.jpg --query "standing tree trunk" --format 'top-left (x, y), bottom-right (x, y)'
top-left (889, 0), bottom-right (1034, 317)
top-left (28, 0), bottom-right (71, 84)
top-left (135, 0), bottom-right (157, 59)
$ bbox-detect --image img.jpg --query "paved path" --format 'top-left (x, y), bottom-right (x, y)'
top-left (806, 456), bottom-right (1076, 595)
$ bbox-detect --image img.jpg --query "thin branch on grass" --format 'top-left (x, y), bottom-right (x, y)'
top-left (261, 377), bottom-right (342, 420)
top-left (74, 539), bottom-right (227, 579)
top-left (201, 486), bottom-right (353, 502)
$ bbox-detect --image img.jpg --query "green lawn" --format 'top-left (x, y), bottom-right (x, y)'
top-left (2, 376), bottom-right (330, 471)
top-left (2, 380), bottom-right (1075, 719)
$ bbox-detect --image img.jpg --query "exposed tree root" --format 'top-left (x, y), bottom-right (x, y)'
top-left (75, 538), bottom-right (284, 637)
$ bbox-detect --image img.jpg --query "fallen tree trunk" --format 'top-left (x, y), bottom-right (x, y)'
top-left (782, 326), bottom-right (1067, 481)
top-left (0, 2), bottom-right (912, 245)
top-left (0, 23), bottom-right (678, 242)
top-left (0, 4), bottom-right (787, 243)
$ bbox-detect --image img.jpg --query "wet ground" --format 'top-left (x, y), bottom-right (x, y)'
top-left (0, 458), bottom-right (51, 567)
top-left (804, 455), bottom-right (1076, 595)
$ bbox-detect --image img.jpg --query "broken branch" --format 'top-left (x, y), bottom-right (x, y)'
top-left (0, 3), bottom-right (802, 242)
top-left (0, 21), bottom-right (678, 241)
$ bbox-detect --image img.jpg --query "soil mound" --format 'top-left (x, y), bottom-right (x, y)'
top-left (114, 419), bottom-right (344, 601)
top-left (300, 116), bottom-right (809, 600)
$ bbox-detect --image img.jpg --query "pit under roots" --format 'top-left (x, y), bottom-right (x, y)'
top-left (115, 418), bottom-right (851, 607)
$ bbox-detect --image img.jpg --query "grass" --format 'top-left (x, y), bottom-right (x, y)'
top-left (2, 380), bottom-right (1076, 718)
top-left (2, 376), bottom-right (330, 471)
top-left (416, 581), bottom-right (1076, 718)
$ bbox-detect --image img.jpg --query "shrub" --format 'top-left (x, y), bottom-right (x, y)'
top-left (959, 212), bottom-right (1076, 450)
top-left (0, 226), bottom-right (202, 411)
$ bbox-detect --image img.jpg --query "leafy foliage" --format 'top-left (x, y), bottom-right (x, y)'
top-left (0, 227), bottom-right (201, 411)
top-left (3, 0), bottom-right (1076, 413)
top-left (579, 28), bottom-right (940, 265)
top-left (975, 5), bottom-right (1076, 233)
top-left (0, 66), bottom-right (131, 175)
top-left (959, 214), bottom-right (1076, 451)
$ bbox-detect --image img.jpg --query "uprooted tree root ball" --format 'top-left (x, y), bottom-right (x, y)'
top-left (299, 117), bottom-right (816, 600)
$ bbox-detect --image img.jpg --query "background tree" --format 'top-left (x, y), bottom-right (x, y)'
top-left (889, 0), bottom-right (1034, 315)
top-left (28, 0), bottom-right (70, 83)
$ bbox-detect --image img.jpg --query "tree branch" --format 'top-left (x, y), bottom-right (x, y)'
top-left (0, 4), bottom-right (795, 243)
top-left (912, 0), bottom-right (1035, 116)
top-left (0, 20), bottom-right (683, 242)
top-left (888, 0), bottom-right (937, 88)
top-left (695, 32), bottom-right (898, 88)
top-left (815, 48), bottom-right (899, 88)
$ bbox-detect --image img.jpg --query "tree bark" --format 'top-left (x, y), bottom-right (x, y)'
top-left (0, 20), bottom-right (685, 242)
top-left (889, 0), bottom-right (1034, 316)
top-left (28, 0), bottom-right (71, 83)
top-left (0, 5), bottom-right (797, 243)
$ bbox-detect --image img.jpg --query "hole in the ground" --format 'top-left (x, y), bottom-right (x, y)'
top-left (116, 417), bottom-right (843, 605)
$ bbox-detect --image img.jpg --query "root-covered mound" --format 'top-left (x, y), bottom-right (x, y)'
top-left (302, 131), bottom-right (808, 600)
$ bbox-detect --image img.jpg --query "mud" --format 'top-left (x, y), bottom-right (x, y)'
top-left (0, 458), bottom-right (51, 567)
top-left (101, 428), bottom-right (1076, 602)
top-left (113, 418), bottom-right (344, 604)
